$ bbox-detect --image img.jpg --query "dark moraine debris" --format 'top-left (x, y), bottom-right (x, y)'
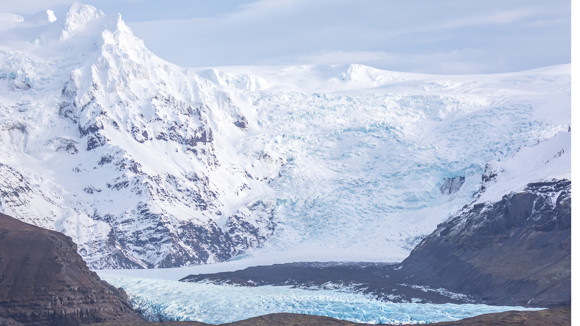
top-left (0, 212), bottom-right (146, 326)
top-left (180, 261), bottom-right (475, 305)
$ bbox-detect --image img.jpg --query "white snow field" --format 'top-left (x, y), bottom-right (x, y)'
top-left (0, 3), bottom-right (571, 269)
top-left (101, 275), bottom-right (542, 324)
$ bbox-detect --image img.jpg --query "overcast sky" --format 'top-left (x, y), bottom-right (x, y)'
top-left (1, 0), bottom-right (572, 74)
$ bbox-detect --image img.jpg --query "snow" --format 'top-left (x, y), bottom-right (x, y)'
top-left (0, 13), bottom-right (24, 29)
top-left (474, 130), bottom-right (571, 205)
top-left (0, 3), bottom-right (571, 269)
top-left (100, 275), bottom-right (543, 324)
top-left (25, 10), bottom-right (57, 26)
top-left (0, 13), bottom-right (24, 23)
top-left (0, 3), bottom-right (570, 323)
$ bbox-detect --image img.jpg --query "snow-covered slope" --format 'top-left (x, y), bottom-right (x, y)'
top-left (0, 3), bottom-right (273, 269)
top-left (0, 3), bottom-right (570, 269)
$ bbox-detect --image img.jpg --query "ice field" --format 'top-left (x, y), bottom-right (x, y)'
top-left (0, 4), bottom-right (571, 267)
top-left (101, 275), bottom-right (543, 324)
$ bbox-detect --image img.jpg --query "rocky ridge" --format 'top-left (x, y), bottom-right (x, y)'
top-left (0, 212), bottom-right (146, 325)
top-left (399, 178), bottom-right (571, 307)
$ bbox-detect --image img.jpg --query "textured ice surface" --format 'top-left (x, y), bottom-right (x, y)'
top-left (0, 3), bottom-right (571, 268)
top-left (102, 275), bottom-right (542, 324)
top-left (218, 66), bottom-right (571, 262)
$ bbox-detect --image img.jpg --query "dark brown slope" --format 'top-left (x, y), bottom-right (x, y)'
top-left (399, 180), bottom-right (571, 307)
top-left (90, 307), bottom-right (571, 326)
top-left (431, 306), bottom-right (570, 325)
top-left (0, 212), bottom-right (146, 325)
top-left (88, 313), bottom-right (360, 326)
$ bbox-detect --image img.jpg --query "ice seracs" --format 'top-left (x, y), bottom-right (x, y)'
top-left (100, 275), bottom-right (542, 324)
top-left (0, 3), bottom-right (571, 269)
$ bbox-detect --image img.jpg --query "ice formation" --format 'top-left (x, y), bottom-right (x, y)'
top-left (0, 3), bottom-right (571, 268)
top-left (101, 275), bottom-right (542, 324)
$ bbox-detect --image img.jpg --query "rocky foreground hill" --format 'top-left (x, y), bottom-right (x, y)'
top-left (0, 212), bottom-right (145, 325)
top-left (90, 307), bottom-right (571, 326)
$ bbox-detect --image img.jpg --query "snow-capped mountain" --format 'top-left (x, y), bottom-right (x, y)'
top-left (0, 3), bottom-right (570, 269)
top-left (0, 3), bottom-right (275, 269)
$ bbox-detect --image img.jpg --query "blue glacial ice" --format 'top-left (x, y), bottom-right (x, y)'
top-left (237, 86), bottom-right (569, 262)
top-left (101, 275), bottom-right (543, 324)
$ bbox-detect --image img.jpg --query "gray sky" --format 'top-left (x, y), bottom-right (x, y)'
top-left (1, 0), bottom-right (572, 74)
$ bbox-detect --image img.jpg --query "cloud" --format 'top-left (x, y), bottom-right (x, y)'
top-left (438, 9), bottom-right (537, 29)
top-left (525, 18), bottom-right (571, 28)
top-left (255, 49), bottom-right (493, 74)
top-left (0, 0), bottom-right (83, 15)
top-left (1, 0), bottom-right (570, 73)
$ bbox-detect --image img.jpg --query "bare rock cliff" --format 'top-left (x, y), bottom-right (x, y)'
top-left (400, 179), bottom-right (571, 307)
top-left (0, 213), bottom-right (146, 325)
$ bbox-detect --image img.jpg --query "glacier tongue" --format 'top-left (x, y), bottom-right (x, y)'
top-left (101, 275), bottom-right (543, 324)
top-left (0, 3), bottom-right (571, 268)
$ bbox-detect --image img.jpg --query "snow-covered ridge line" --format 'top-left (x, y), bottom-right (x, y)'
top-left (0, 3), bottom-right (570, 269)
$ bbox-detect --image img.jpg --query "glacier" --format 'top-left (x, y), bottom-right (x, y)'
top-left (100, 275), bottom-right (542, 324)
top-left (0, 3), bottom-right (571, 269)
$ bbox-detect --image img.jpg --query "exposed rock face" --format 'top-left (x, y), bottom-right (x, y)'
top-left (439, 176), bottom-right (465, 195)
top-left (0, 212), bottom-right (146, 325)
top-left (401, 179), bottom-right (571, 307)
top-left (224, 201), bottom-right (276, 251)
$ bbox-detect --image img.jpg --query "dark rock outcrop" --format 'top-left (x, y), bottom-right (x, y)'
top-left (400, 179), bottom-right (571, 307)
top-left (180, 262), bottom-right (475, 304)
top-left (440, 176), bottom-right (465, 195)
top-left (0, 213), bottom-right (146, 325)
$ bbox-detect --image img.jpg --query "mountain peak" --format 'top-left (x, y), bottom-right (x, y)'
top-left (25, 10), bottom-right (57, 26)
top-left (61, 2), bottom-right (104, 40)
